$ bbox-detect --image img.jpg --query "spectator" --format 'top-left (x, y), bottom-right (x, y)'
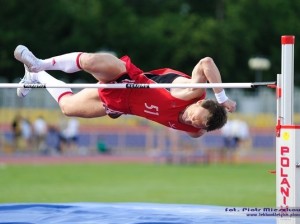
top-left (220, 119), bottom-right (249, 163)
top-left (11, 114), bottom-right (22, 151)
top-left (59, 117), bottom-right (80, 154)
top-left (33, 116), bottom-right (48, 154)
top-left (47, 124), bottom-right (61, 154)
top-left (20, 117), bottom-right (33, 151)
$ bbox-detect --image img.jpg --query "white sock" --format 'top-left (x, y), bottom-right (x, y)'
top-left (33, 71), bottom-right (73, 102)
top-left (39, 52), bottom-right (83, 73)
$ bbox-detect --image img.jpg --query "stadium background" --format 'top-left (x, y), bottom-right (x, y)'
top-left (1, 1), bottom-right (300, 223)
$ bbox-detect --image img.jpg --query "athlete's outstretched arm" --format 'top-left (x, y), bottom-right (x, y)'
top-left (191, 57), bottom-right (236, 112)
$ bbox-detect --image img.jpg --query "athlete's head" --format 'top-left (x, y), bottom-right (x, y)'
top-left (182, 99), bottom-right (227, 132)
top-left (200, 99), bottom-right (227, 131)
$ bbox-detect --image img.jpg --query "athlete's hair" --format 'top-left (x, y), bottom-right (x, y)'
top-left (201, 99), bottom-right (227, 132)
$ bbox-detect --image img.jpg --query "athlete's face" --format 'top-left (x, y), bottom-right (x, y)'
top-left (181, 100), bottom-right (210, 129)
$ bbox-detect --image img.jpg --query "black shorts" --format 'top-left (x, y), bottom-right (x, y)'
top-left (116, 73), bottom-right (181, 91)
top-left (144, 73), bottom-right (181, 83)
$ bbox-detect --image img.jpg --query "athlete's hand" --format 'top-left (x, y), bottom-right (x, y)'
top-left (222, 99), bottom-right (236, 113)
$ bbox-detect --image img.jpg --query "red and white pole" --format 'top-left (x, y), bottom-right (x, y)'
top-left (281, 35), bottom-right (295, 124)
top-left (276, 35), bottom-right (300, 224)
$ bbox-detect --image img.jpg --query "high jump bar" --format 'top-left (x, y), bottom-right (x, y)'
top-left (0, 81), bottom-right (275, 89)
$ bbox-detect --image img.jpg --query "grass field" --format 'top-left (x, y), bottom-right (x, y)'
top-left (0, 162), bottom-right (275, 207)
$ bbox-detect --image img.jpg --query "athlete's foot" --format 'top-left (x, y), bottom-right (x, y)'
top-left (17, 65), bottom-right (39, 98)
top-left (14, 45), bottom-right (42, 72)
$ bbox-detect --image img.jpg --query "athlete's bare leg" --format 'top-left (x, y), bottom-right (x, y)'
top-left (59, 88), bottom-right (107, 118)
top-left (15, 46), bottom-right (126, 117)
top-left (78, 53), bottom-right (127, 83)
top-left (14, 45), bottom-right (126, 83)
top-left (58, 53), bottom-right (125, 117)
top-left (17, 67), bottom-right (107, 118)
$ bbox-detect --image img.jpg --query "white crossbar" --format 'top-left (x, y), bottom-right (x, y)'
top-left (0, 82), bottom-right (275, 89)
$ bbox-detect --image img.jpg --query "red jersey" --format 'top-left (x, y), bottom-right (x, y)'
top-left (98, 56), bottom-right (206, 133)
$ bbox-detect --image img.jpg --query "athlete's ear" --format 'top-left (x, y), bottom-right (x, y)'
top-left (196, 100), bottom-right (204, 105)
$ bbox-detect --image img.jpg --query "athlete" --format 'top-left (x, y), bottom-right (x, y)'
top-left (14, 45), bottom-right (236, 138)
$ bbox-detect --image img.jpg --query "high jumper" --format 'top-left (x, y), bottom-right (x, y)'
top-left (13, 45), bottom-right (237, 138)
